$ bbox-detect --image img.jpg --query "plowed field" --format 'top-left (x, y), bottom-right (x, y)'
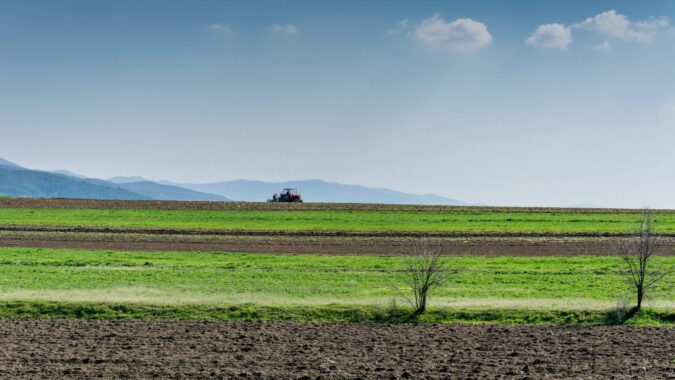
top-left (0, 320), bottom-right (672, 379)
top-left (1, 227), bottom-right (673, 256)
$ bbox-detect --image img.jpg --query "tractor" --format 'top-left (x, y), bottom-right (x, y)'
top-left (268, 188), bottom-right (303, 203)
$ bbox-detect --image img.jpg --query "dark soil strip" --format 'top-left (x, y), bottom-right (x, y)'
top-left (1, 198), bottom-right (673, 213)
top-left (0, 320), bottom-right (672, 379)
top-left (1, 231), bottom-right (674, 256)
top-left (5, 224), bottom-right (675, 238)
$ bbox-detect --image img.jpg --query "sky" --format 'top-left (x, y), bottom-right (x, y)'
top-left (1, 0), bottom-right (674, 208)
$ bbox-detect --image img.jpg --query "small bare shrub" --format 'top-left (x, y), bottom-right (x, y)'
top-left (618, 209), bottom-right (673, 315)
top-left (403, 244), bottom-right (448, 316)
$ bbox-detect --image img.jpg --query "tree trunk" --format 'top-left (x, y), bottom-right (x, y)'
top-left (416, 289), bottom-right (427, 315)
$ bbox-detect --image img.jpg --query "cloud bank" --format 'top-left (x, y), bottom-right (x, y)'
top-left (572, 10), bottom-right (668, 43)
top-left (527, 10), bottom-right (670, 49)
top-left (413, 14), bottom-right (492, 51)
top-left (525, 23), bottom-right (572, 49)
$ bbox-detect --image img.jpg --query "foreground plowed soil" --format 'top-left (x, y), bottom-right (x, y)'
top-left (0, 320), bottom-right (672, 379)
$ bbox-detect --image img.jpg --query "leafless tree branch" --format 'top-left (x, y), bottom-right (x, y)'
top-left (404, 243), bottom-right (448, 315)
top-left (617, 209), bottom-right (673, 314)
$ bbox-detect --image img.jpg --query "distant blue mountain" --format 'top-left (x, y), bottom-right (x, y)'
top-left (114, 181), bottom-right (230, 201)
top-left (108, 176), bottom-right (149, 184)
top-left (0, 156), bottom-right (468, 204)
top-left (0, 158), bottom-right (21, 168)
top-left (0, 165), bottom-right (149, 200)
top-left (166, 179), bottom-right (469, 205)
top-left (0, 157), bottom-right (230, 201)
top-left (50, 170), bottom-right (88, 179)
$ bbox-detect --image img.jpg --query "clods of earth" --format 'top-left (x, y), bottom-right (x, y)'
top-left (0, 320), bottom-right (672, 379)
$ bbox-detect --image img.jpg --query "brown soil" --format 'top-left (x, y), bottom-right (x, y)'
top-left (1, 228), bottom-right (674, 256)
top-left (2, 225), bottom-right (662, 237)
top-left (2, 197), bottom-right (673, 213)
top-left (0, 320), bottom-right (672, 379)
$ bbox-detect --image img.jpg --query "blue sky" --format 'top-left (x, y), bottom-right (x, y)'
top-left (1, 0), bottom-right (674, 207)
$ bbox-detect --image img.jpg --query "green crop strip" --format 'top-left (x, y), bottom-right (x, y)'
top-left (0, 248), bottom-right (672, 324)
top-left (0, 208), bottom-right (674, 232)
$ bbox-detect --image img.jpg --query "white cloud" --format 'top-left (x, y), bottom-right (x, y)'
top-left (269, 23), bottom-right (298, 35)
top-left (572, 10), bottom-right (669, 43)
top-left (590, 40), bottom-right (612, 52)
top-left (414, 15), bottom-right (492, 51)
top-left (210, 24), bottom-right (233, 35)
top-left (526, 23), bottom-right (572, 49)
top-left (386, 19), bottom-right (409, 36)
top-left (527, 10), bottom-right (670, 50)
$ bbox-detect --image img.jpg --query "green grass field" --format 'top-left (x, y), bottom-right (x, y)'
top-left (1, 208), bottom-right (675, 233)
top-left (0, 247), bottom-right (672, 324)
top-left (1, 206), bottom-right (673, 324)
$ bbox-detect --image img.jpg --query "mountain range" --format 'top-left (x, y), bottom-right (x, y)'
top-left (162, 179), bottom-right (467, 205)
top-left (0, 157), bottom-right (468, 205)
top-left (0, 158), bottom-right (228, 201)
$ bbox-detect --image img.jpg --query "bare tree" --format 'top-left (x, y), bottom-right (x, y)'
top-left (404, 244), bottom-right (448, 315)
top-left (618, 209), bottom-right (672, 314)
